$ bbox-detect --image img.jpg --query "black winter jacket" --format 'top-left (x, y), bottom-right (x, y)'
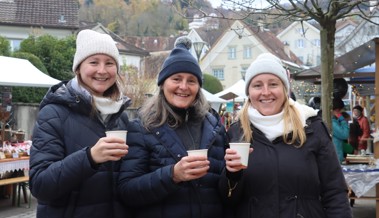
top-left (220, 116), bottom-right (352, 218)
top-left (30, 81), bottom-right (132, 218)
top-left (118, 112), bottom-right (227, 218)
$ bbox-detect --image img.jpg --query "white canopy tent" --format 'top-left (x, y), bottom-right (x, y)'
top-left (215, 79), bottom-right (247, 101)
top-left (202, 88), bottom-right (226, 112)
top-left (0, 56), bottom-right (61, 87)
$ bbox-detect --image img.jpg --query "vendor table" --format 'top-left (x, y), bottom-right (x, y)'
top-left (342, 156), bottom-right (379, 217)
top-left (342, 164), bottom-right (379, 198)
top-left (0, 157), bottom-right (30, 206)
top-left (0, 157), bottom-right (29, 176)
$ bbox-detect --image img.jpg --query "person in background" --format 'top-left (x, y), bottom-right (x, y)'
top-left (30, 29), bottom-right (132, 218)
top-left (341, 111), bottom-right (362, 155)
top-left (308, 96), bottom-right (322, 117)
top-left (220, 108), bottom-right (232, 131)
top-left (118, 36), bottom-right (227, 218)
top-left (352, 105), bottom-right (371, 154)
top-left (341, 111), bottom-right (359, 156)
top-left (219, 53), bottom-right (351, 218)
top-left (332, 97), bottom-right (350, 162)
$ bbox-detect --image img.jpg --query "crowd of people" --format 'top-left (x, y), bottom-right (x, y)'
top-left (29, 29), bottom-right (361, 218)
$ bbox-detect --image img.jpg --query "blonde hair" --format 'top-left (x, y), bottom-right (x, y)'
top-left (239, 87), bottom-right (306, 147)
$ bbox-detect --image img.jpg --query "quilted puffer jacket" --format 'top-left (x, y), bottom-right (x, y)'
top-left (30, 80), bottom-right (132, 218)
top-left (118, 112), bottom-right (227, 218)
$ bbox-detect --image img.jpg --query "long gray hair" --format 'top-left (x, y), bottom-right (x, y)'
top-left (139, 88), bottom-right (210, 131)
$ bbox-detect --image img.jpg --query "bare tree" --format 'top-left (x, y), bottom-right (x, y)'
top-left (178, 0), bottom-right (379, 129)
top-left (120, 63), bottom-right (156, 108)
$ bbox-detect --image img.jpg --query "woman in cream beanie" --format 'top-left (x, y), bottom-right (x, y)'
top-left (219, 53), bottom-right (352, 217)
top-left (30, 29), bottom-right (133, 218)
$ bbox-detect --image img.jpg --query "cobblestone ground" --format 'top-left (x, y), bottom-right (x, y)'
top-left (0, 190), bottom-right (376, 218)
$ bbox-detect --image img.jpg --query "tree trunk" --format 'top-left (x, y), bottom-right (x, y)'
top-left (320, 21), bottom-right (336, 131)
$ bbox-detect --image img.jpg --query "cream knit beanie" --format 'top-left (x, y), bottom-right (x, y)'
top-left (72, 29), bottom-right (120, 73)
top-left (244, 53), bottom-right (289, 95)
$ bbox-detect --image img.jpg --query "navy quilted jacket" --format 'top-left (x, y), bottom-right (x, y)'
top-left (30, 81), bottom-right (132, 218)
top-left (118, 113), bottom-right (227, 218)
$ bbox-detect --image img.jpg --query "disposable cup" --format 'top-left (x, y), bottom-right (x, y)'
top-left (229, 142), bottom-right (250, 166)
top-left (105, 130), bottom-right (127, 141)
top-left (187, 149), bottom-right (208, 157)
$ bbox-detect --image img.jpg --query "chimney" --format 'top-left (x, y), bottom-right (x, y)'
top-left (283, 41), bottom-right (291, 58)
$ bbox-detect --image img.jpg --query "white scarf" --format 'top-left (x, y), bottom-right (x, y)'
top-left (93, 95), bottom-right (123, 119)
top-left (71, 76), bottom-right (124, 120)
top-left (248, 98), bottom-right (318, 141)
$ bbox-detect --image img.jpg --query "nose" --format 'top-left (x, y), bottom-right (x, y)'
top-left (97, 63), bottom-right (107, 73)
top-left (178, 81), bottom-right (188, 89)
top-left (261, 85), bottom-right (271, 95)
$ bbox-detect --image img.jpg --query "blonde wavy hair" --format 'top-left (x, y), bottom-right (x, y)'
top-left (238, 86), bottom-right (306, 147)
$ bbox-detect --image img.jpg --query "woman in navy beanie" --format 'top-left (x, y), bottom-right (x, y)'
top-left (118, 36), bottom-right (227, 218)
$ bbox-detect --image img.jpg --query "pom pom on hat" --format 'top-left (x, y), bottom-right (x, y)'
top-left (157, 36), bottom-right (203, 86)
top-left (72, 29), bottom-right (120, 74)
top-left (244, 53), bottom-right (289, 95)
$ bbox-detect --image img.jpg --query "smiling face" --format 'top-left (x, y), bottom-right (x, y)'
top-left (77, 54), bottom-right (118, 96)
top-left (247, 73), bottom-right (286, 116)
top-left (162, 72), bottom-right (200, 109)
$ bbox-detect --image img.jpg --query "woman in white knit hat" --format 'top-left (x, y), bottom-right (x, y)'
top-left (30, 29), bottom-right (132, 218)
top-left (219, 53), bottom-right (352, 218)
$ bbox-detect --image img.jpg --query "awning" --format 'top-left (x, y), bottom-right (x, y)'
top-left (0, 56), bottom-right (61, 88)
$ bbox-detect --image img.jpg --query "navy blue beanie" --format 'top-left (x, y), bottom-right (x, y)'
top-left (157, 36), bottom-right (203, 86)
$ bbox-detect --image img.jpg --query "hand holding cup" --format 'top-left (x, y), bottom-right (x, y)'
top-left (225, 143), bottom-right (252, 172)
top-left (91, 130), bottom-right (128, 163)
top-left (172, 149), bottom-right (209, 183)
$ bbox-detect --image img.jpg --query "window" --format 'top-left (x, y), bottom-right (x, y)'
top-left (212, 68), bottom-right (224, 80)
top-left (296, 39), bottom-right (304, 48)
top-left (10, 39), bottom-right (22, 51)
top-left (316, 55), bottom-right (321, 66)
top-left (312, 39), bottom-right (320, 47)
top-left (228, 46), bottom-right (236, 59)
top-left (240, 66), bottom-right (248, 80)
top-left (243, 46), bottom-right (252, 59)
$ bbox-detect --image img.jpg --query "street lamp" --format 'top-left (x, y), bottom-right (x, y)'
top-left (240, 70), bottom-right (246, 81)
top-left (193, 41), bottom-right (206, 62)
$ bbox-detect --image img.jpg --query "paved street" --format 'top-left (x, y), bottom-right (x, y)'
top-left (0, 189), bottom-right (376, 218)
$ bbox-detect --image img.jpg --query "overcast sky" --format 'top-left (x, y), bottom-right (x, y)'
top-left (209, 0), bottom-right (222, 7)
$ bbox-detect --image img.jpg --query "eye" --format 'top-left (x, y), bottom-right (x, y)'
top-left (188, 78), bottom-right (198, 84)
top-left (172, 77), bottom-right (181, 82)
top-left (251, 83), bottom-right (262, 89)
top-left (106, 61), bottom-right (115, 66)
top-left (269, 82), bottom-right (279, 87)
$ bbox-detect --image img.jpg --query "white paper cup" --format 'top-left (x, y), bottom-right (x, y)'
top-left (229, 142), bottom-right (250, 166)
top-left (105, 130), bottom-right (127, 141)
top-left (187, 149), bottom-right (208, 157)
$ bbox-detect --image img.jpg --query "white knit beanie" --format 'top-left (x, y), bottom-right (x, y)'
top-left (244, 53), bottom-right (289, 95)
top-left (72, 29), bottom-right (120, 73)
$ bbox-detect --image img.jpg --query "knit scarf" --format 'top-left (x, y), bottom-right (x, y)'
top-left (248, 99), bottom-right (317, 141)
top-left (93, 95), bottom-right (123, 120)
top-left (71, 76), bottom-right (123, 121)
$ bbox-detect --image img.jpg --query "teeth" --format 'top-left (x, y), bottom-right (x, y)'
top-left (177, 94), bottom-right (189, 97)
top-left (95, 78), bottom-right (107, 81)
top-left (261, 99), bottom-right (272, 103)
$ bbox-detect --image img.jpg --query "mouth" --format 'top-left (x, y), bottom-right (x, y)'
top-left (175, 93), bottom-right (190, 97)
top-left (94, 77), bottom-right (108, 81)
top-left (260, 99), bottom-right (274, 103)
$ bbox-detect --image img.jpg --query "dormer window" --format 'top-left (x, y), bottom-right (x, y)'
top-left (58, 15), bottom-right (66, 23)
